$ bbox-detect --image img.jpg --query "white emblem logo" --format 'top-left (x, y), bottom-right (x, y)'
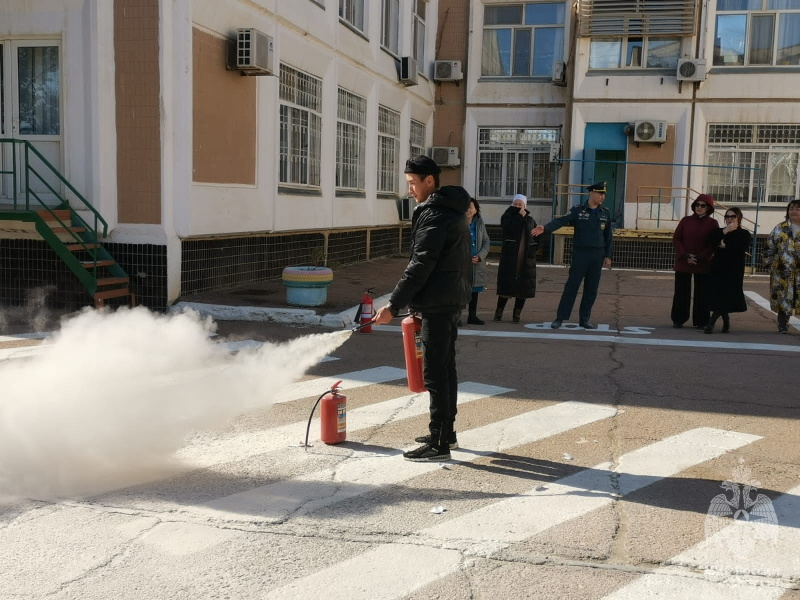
top-left (704, 458), bottom-right (779, 558)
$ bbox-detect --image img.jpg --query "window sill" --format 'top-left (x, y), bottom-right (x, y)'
top-left (708, 66), bottom-right (800, 74)
top-left (335, 190), bottom-right (366, 198)
top-left (339, 19), bottom-right (369, 42)
top-left (378, 193), bottom-right (400, 200)
top-left (307, 0), bottom-right (324, 8)
top-left (586, 68), bottom-right (674, 76)
top-left (478, 76), bottom-right (551, 83)
top-left (278, 185), bottom-right (323, 197)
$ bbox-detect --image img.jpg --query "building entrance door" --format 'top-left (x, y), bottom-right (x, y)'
top-left (0, 40), bottom-right (62, 205)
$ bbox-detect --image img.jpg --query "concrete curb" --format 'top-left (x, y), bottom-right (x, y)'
top-left (170, 293), bottom-right (393, 327)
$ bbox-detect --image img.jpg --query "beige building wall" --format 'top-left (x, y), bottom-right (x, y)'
top-left (433, 0), bottom-right (470, 189)
top-left (114, 0), bottom-right (162, 224)
top-left (626, 125), bottom-right (678, 204)
top-left (192, 28), bottom-right (256, 185)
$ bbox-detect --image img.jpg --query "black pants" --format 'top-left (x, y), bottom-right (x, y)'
top-left (420, 310), bottom-right (460, 446)
top-left (556, 247), bottom-right (605, 322)
top-left (671, 271), bottom-right (710, 327)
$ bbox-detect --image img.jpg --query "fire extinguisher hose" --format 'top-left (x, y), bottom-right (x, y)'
top-left (302, 380), bottom-right (343, 450)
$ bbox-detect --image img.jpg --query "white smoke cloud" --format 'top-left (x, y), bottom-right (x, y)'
top-left (0, 307), bottom-right (350, 499)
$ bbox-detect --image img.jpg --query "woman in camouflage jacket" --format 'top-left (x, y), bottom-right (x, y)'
top-left (764, 199), bottom-right (800, 333)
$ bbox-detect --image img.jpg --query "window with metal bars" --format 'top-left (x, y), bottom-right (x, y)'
top-left (279, 64), bottom-right (322, 187)
top-left (378, 106), bottom-right (401, 194)
top-left (336, 88), bottom-right (367, 190)
top-left (714, 0), bottom-right (800, 67)
top-left (482, 2), bottom-right (565, 77)
top-left (706, 123), bottom-right (800, 204)
top-left (410, 119), bottom-right (426, 159)
top-left (477, 128), bottom-right (559, 200)
top-left (578, 0), bottom-right (697, 37)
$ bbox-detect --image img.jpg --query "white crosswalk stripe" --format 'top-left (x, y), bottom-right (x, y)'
top-left (178, 381), bottom-right (509, 467)
top-left (263, 428), bottom-right (763, 600)
top-left (603, 484), bottom-right (800, 599)
top-left (197, 400), bottom-right (617, 521)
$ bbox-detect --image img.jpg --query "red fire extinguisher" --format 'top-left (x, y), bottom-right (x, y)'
top-left (401, 314), bottom-right (426, 393)
top-left (358, 288), bottom-right (374, 333)
top-left (304, 380), bottom-right (347, 448)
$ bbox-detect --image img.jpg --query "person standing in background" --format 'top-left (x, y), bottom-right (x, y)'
top-left (671, 194), bottom-right (719, 328)
top-left (465, 197), bottom-right (490, 325)
top-left (494, 194), bottom-right (538, 323)
top-left (705, 207), bottom-right (752, 334)
top-left (763, 199), bottom-right (800, 334)
top-left (533, 181), bottom-right (613, 329)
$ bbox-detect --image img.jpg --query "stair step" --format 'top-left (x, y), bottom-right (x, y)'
top-left (96, 277), bottom-right (129, 287)
top-left (81, 260), bottom-right (115, 268)
top-left (50, 226), bottom-right (86, 234)
top-left (67, 243), bottom-right (101, 251)
top-left (94, 288), bottom-right (132, 301)
top-left (37, 209), bottom-right (71, 221)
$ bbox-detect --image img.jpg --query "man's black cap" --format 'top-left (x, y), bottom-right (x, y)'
top-left (404, 155), bottom-right (441, 176)
top-left (587, 181), bottom-right (607, 193)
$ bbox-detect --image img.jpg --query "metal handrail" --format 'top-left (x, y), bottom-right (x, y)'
top-left (0, 138), bottom-right (108, 238)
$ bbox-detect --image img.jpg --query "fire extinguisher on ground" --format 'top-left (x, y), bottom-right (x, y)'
top-left (401, 313), bottom-right (426, 393)
top-left (303, 380), bottom-right (347, 447)
top-left (355, 288), bottom-right (375, 333)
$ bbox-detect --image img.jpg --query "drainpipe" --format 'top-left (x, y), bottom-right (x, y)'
top-left (685, 0), bottom-right (708, 196)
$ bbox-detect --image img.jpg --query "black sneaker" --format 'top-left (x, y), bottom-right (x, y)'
top-left (414, 433), bottom-right (459, 449)
top-left (403, 443), bottom-right (451, 462)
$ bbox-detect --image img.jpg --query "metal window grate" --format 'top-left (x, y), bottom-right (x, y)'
top-left (579, 0), bottom-right (697, 37)
top-left (336, 88), bottom-right (367, 190)
top-left (378, 106), bottom-right (400, 193)
top-left (410, 119), bottom-right (426, 158)
top-left (279, 64), bottom-right (323, 186)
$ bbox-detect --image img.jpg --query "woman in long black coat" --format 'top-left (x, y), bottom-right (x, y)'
top-left (494, 194), bottom-right (538, 323)
top-left (705, 206), bottom-right (752, 333)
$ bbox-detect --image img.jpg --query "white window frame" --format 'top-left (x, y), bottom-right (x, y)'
top-left (714, 0), bottom-right (800, 67)
top-left (481, 2), bottom-right (566, 78)
top-left (279, 64), bottom-right (323, 188)
top-left (477, 127), bottom-right (560, 200)
top-left (340, 0), bottom-right (366, 34)
top-left (381, 0), bottom-right (400, 55)
top-left (336, 88), bottom-right (367, 191)
top-left (378, 106), bottom-right (400, 194)
top-left (410, 119), bottom-right (426, 159)
top-left (412, 0), bottom-right (426, 66)
top-left (589, 36), bottom-right (681, 69)
top-left (706, 123), bottom-right (800, 204)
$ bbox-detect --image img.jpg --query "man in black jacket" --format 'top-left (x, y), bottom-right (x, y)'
top-left (374, 156), bottom-right (471, 461)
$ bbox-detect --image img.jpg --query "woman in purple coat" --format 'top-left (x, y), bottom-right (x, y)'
top-left (671, 194), bottom-right (720, 328)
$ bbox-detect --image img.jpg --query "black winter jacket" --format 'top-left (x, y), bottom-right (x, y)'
top-left (496, 206), bottom-right (538, 298)
top-left (389, 186), bottom-right (472, 313)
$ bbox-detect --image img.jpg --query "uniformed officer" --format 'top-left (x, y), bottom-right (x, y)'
top-left (532, 181), bottom-right (613, 329)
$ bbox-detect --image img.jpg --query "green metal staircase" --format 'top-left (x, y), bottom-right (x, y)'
top-left (0, 139), bottom-right (135, 308)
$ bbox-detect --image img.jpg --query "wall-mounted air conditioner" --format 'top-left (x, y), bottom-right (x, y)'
top-left (434, 60), bottom-right (463, 82)
top-left (633, 120), bottom-right (667, 143)
top-left (399, 56), bottom-right (418, 86)
top-left (431, 146), bottom-right (460, 167)
top-left (676, 58), bottom-right (707, 82)
top-left (552, 61), bottom-right (567, 86)
top-left (234, 28), bottom-right (273, 75)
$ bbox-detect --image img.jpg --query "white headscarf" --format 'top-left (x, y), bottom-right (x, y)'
top-left (512, 193), bottom-right (527, 208)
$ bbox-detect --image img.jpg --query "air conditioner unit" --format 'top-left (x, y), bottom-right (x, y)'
top-left (633, 120), bottom-right (667, 144)
top-left (399, 196), bottom-right (414, 221)
top-left (399, 56), bottom-right (418, 86)
top-left (434, 60), bottom-right (463, 82)
top-left (431, 146), bottom-right (460, 167)
top-left (676, 58), bottom-right (707, 82)
top-left (552, 61), bottom-right (567, 86)
top-left (235, 29), bottom-right (274, 75)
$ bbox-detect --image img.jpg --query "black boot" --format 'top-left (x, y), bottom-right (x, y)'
top-left (467, 292), bottom-right (484, 324)
top-left (778, 311), bottom-right (790, 334)
top-left (704, 312), bottom-right (720, 334)
top-left (494, 297), bottom-right (508, 322)
top-left (721, 313), bottom-right (730, 333)
top-left (512, 308), bottom-right (522, 323)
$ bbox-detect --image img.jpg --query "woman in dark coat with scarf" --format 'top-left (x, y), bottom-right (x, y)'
top-left (671, 194), bottom-right (719, 328)
top-left (494, 194), bottom-right (538, 323)
top-left (705, 207), bottom-right (752, 333)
